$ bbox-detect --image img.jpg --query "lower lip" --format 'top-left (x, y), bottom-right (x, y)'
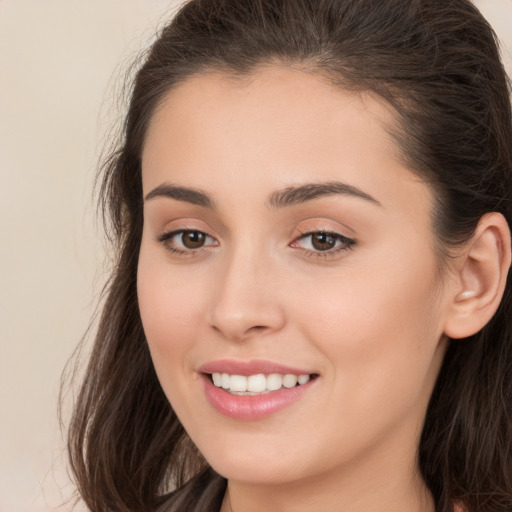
top-left (201, 374), bottom-right (316, 420)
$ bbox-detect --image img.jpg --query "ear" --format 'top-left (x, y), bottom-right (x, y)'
top-left (443, 212), bottom-right (511, 339)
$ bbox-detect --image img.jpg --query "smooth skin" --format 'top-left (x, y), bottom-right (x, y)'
top-left (137, 66), bottom-right (511, 512)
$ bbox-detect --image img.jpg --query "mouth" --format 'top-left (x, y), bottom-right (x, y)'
top-left (198, 360), bottom-right (319, 419)
top-left (207, 372), bottom-right (318, 395)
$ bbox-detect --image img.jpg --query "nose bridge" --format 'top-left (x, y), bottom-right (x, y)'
top-left (209, 239), bottom-right (285, 340)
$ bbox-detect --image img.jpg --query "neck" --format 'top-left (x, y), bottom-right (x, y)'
top-left (219, 431), bottom-right (435, 512)
top-left (222, 469), bottom-right (433, 512)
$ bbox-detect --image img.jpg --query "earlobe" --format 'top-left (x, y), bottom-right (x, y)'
top-left (443, 212), bottom-right (511, 340)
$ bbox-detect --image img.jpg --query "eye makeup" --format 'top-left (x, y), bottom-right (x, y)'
top-left (156, 227), bottom-right (357, 260)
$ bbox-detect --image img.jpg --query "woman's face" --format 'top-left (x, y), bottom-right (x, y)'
top-left (138, 67), bottom-right (452, 489)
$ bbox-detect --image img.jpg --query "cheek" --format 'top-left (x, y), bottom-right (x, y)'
top-left (136, 253), bottom-right (215, 434)
top-left (292, 243), bottom-right (444, 408)
top-left (136, 244), bottom-right (208, 379)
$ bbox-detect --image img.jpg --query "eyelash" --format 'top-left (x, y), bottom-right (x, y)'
top-left (156, 229), bottom-right (217, 257)
top-left (291, 230), bottom-right (356, 258)
top-left (156, 229), bottom-right (356, 259)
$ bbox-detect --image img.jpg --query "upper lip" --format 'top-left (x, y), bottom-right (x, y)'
top-left (198, 359), bottom-right (315, 376)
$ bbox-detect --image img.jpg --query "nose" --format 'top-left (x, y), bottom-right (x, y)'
top-left (208, 247), bottom-right (286, 341)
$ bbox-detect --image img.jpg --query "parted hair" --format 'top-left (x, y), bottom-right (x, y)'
top-left (64, 1), bottom-right (512, 511)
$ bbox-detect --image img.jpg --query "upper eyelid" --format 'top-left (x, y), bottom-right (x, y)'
top-left (294, 227), bottom-right (355, 242)
top-left (156, 227), bottom-right (355, 241)
top-left (157, 228), bottom-right (217, 243)
top-left (295, 227), bottom-right (351, 237)
top-left (292, 231), bottom-right (356, 245)
top-left (156, 229), bottom-right (218, 256)
top-left (152, 213), bottom-right (354, 235)
top-left (294, 218), bottom-right (355, 236)
top-left (156, 228), bottom-right (357, 255)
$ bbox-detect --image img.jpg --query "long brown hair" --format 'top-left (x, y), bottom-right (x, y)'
top-left (64, 1), bottom-right (512, 511)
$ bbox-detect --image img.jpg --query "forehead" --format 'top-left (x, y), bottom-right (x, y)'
top-left (142, 65), bottom-right (431, 215)
top-left (145, 65), bottom-right (401, 160)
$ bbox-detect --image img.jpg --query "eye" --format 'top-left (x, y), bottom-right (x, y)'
top-left (291, 231), bottom-right (356, 256)
top-left (157, 229), bottom-right (218, 254)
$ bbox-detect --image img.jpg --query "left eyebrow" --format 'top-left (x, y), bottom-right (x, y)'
top-left (266, 181), bottom-right (382, 208)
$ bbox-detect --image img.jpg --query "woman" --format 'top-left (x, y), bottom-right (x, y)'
top-left (65, 0), bottom-right (512, 511)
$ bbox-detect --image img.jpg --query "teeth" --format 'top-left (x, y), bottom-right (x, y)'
top-left (247, 374), bottom-right (266, 392)
top-left (212, 373), bottom-right (222, 387)
top-left (210, 372), bottom-right (311, 394)
top-left (283, 374), bottom-right (298, 388)
top-left (298, 374), bottom-right (310, 385)
top-left (230, 374), bottom-right (247, 392)
top-left (267, 373), bottom-right (282, 391)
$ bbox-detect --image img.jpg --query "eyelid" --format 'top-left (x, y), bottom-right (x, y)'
top-left (157, 228), bottom-right (216, 243)
top-left (290, 228), bottom-right (357, 258)
top-left (155, 217), bottom-right (218, 242)
top-left (154, 219), bottom-right (357, 259)
top-left (294, 216), bottom-right (356, 236)
top-left (156, 227), bottom-right (219, 256)
top-left (292, 229), bottom-right (355, 245)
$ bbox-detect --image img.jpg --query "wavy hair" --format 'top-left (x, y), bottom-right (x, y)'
top-left (64, 1), bottom-right (512, 511)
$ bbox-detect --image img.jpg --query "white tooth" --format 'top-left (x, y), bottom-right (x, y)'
top-left (230, 375), bottom-right (247, 392)
top-left (266, 373), bottom-right (283, 391)
top-left (247, 374), bottom-right (267, 392)
top-left (212, 372), bottom-right (222, 387)
top-left (221, 373), bottom-right (230, 389)
top-left (298, 374), bottom-right (310, 385)
top-left (283, 374), bottom-right (298, 388)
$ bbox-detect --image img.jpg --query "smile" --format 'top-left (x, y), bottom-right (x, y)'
top-left (210, 372), bottom-right (311, 394)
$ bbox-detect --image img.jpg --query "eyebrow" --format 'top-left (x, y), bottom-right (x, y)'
top-left (144, 181), bottom-right (381, 209)
top-left (145, 184), bottom-right (215, 208)
top-left (267, 181), bottom-right (382, 208)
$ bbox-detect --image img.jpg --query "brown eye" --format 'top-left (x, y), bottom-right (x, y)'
top-left (157, 229), bottom-right (217, 255)
top-left (181, 231), bottom-right (206, 249)
top-left (311, 232), bottom-right (337, 251)
top-left (290, 230), bottom-right (356, 257)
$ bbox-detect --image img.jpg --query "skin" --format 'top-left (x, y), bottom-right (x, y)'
top-left (138, 66), bottom-right (464, 512)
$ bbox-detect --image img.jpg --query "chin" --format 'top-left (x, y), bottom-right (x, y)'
top-left (210, 459), bottom-right (299, 485)
top-left (199, 442), bottom-right (305, 484)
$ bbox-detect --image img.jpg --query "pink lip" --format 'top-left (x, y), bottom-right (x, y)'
top-left (198, 359), bottom-right (318, 421)
top-left (198, 359), bottom-right (313, 376)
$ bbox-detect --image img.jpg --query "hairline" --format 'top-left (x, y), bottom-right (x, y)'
top-left (140, 60), bottom-right (454, 276)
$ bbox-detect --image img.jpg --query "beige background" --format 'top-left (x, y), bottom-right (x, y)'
top-left (1, 1), bottom-right (511, 511)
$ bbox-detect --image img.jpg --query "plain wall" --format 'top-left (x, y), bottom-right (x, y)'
top-left (0, 1), bottom-right (511, 511)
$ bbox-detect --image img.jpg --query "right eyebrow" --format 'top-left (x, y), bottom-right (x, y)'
top-left (144, 184), bottom-right (215, 209)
